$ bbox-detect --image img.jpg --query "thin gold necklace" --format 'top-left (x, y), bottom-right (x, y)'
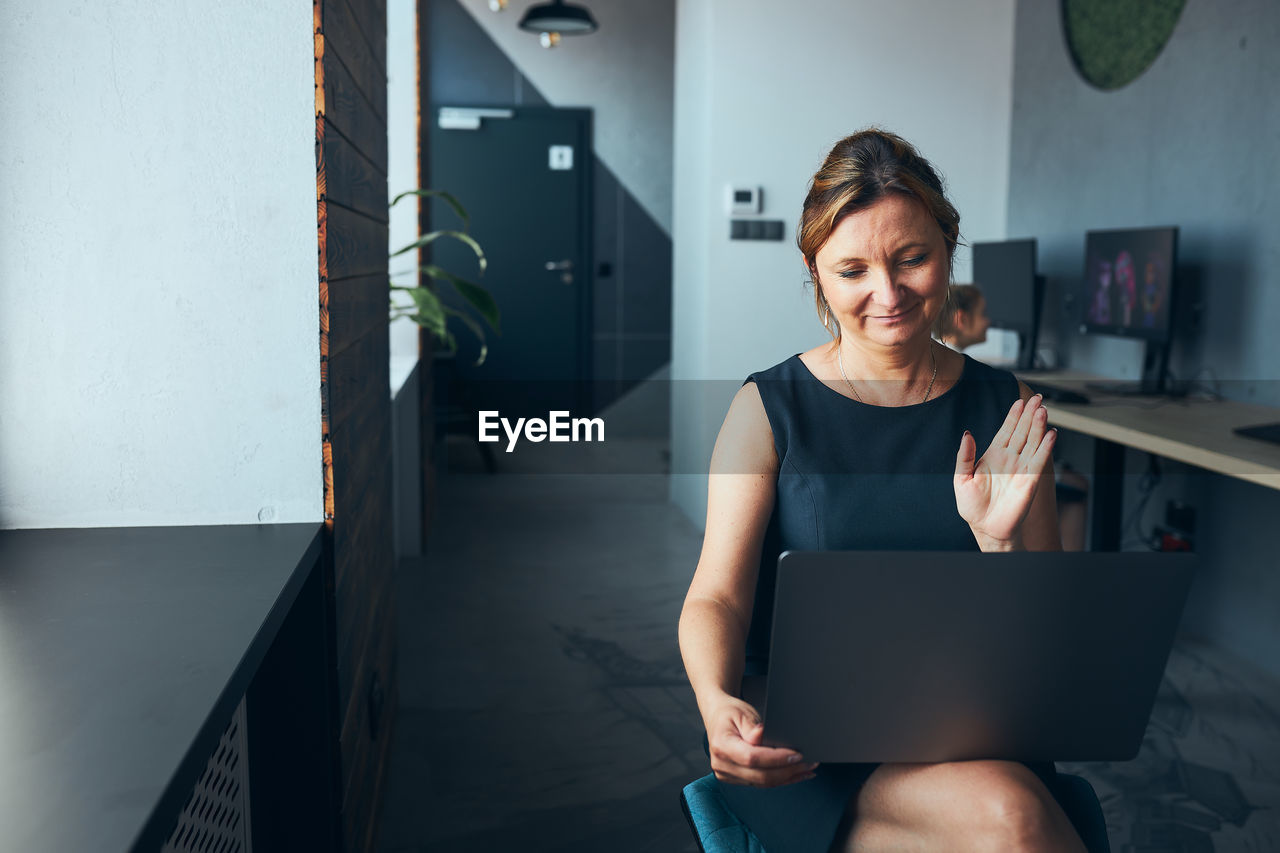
top-left (837, 344), bottom-right (937, 404)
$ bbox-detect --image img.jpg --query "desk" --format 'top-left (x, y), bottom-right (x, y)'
top-left (1017, 370), bottom-right (1280, 549)
top-left (0, 523), bottom-right (335, 852)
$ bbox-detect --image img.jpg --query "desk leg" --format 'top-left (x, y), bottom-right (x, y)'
top-left (1091, 438), bottom-right (1125, 551)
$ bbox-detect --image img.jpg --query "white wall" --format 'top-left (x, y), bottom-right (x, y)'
top-left (670, 0), bottom-right (1017, 525)
top-left (0, 1), bottom-right (321, 528)
top-left (1008, 0), bottom-right (1280, 679)
top-left (452, 0), bottom-right (675, 234)
top-left (388, 0), bottom-right (421, 364)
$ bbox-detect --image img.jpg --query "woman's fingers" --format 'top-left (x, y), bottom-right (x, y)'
top-left (708, 705), bottom-right (816, 787)
top-left (1020, 406), bottom-right (1049, 463)
top-left (720, 733), bottom-right (806, 771)
top-left (953, 429), bottom-right (977, 485)
top-left (714, 762), bottom-right (819, 788)
top-left (991, 398), bottom-right (1026, 449)
top-left (1007, 394), bottom-right (1044, 455)
top-left (1028, 426), bottom-right (1058, 473)
top-left (711, 734), bottom-right (818, 787)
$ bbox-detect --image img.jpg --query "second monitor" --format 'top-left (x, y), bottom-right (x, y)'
top-left (1079, 226), bottom-right (1180, 395)
top-left (971, 238), bottom-right (1043, 370)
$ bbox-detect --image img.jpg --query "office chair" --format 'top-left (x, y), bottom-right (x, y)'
top-left (680, 771), bottom-right (1110, 853)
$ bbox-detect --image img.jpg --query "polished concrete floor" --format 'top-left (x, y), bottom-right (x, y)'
top-left (376, 438), bottom-right (704, 852)
top-left (376, 436), bottom-right (1280, 852)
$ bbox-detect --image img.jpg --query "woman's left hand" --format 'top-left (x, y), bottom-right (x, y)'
top-left (953, 394), bottom-right (1057, 550)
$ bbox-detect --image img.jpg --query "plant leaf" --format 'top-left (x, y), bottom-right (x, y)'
top-left (448, 277), bottom-right (501, 335)
top-left (400, 286), bottom-right (448, 339)
top-left (414, 265), bottom-right (500, 333)
top-left (443, 306), bottom-right (489, 366)
top-left (390, 230), bottom-right (487, 274)
top-left (389, 188), bottom-right (470, 231)
top-left (390, 274), bottom-right (498, 334)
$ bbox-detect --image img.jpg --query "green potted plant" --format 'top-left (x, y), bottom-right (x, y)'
top-left (388, 189), bottom-right (500, 364)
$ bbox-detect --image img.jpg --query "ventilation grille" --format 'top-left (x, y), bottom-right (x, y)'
top-left (162, 697), bottom-right (252, 853)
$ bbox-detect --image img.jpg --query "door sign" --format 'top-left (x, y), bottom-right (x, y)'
top-left (548, 145), bottom-right (574, 171)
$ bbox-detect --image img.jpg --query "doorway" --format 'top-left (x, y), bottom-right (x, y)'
top-left (429, 106), bottom-right (592, 420)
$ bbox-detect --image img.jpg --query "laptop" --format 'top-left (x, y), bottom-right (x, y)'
top-left (742, 550), bottom-right (1195, 763)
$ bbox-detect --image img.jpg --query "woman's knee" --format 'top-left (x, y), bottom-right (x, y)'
top-left (847, 760), bottom-right (1081, 852)
top-left (956, 761), bottom-right (1071, 852)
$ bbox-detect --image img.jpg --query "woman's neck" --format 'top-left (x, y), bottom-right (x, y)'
top-left (834, 336), bottom-right (935, 381)
top-left (829, 336), bottom-right (939, 406)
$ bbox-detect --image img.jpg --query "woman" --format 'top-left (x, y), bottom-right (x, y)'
top-left (677, 129), bottom-right (1084, 852)
top-left (936, 283), bottom-right (991, 351)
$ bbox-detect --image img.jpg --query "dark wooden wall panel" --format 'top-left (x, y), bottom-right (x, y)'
top-left (328, 325), bottom-right (390, 435)
top-left (325, 131), bottom-right (390, 225)
top-left (325, 0), bottom-right (387, 122)
top-left (328, 273), bottom-right (389, 359)
top-left (364, 0), bottom-right (388, 67)
top-left (340, 614), bottom-right (398, 853)
top-left (337, 576), bottom-right (394, 753)
top-left (327, 202), bottom-right (388, 281)
top-left (317, 0), bottom-right (396, 848)
top-left (324, 46), bottom-right (388, 174)
top-left (333, 430), bottom-right (392, 603)
top-left (330, 396), bottom-right (391, 571)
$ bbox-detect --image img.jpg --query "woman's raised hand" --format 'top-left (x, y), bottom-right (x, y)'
top-left (705, 695), bottom-right (819, 788)
top-left (953, 394), bottom-right (1057, 550)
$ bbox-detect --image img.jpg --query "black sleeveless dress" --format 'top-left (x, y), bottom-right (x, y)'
top-left (715, 352), bottom-right (1056, 852)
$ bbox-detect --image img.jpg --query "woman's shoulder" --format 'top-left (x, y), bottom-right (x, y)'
top-left (959, 352), bottom-right (1014, 382)
top-left (746, 352), bottom-right (806, 384)
top-left (956, 353), bottom-right (1023, 402)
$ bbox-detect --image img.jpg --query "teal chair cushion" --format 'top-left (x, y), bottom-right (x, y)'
top-left (680, 774), bottom-right (766, 853)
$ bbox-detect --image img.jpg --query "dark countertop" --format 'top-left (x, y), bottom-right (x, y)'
top-left (0, 523), bottom-right (324, 852)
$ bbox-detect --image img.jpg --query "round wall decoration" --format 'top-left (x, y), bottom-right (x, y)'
top-left (1062, 0), bottom-right (1186, 90)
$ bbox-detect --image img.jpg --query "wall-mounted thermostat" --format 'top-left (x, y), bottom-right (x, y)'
top-left (725, 185), bottom-right (763, 216)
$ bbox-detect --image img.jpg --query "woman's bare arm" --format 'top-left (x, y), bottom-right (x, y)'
top-left (680, 382), bottom-right (776, 712)
top-left (678, 382), bottom-right (817, 786)
top-left (1014, 381), bottom-right (1063, 551)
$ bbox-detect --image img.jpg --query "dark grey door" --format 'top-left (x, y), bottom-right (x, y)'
top-left (429, 106), bottom-right (591, 418)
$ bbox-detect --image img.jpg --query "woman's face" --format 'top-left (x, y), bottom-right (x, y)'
top-left (813, 193), bottom-right (949, 349)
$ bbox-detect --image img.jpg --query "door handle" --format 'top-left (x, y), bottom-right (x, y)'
top-left (545, 259), bottom-right (574, 284)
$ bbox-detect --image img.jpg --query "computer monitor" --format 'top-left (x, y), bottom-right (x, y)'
top-left (971, 238), bottom-right (1042, 369)
top-left (1079, 227), bottom-right (1179, 394)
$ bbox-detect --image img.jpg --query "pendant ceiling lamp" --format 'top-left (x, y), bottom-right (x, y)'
top-left (518, 0), bottom-right (598, 47)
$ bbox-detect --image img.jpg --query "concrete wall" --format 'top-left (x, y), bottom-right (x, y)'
top-left (670, 0), bottom-right (1018, 524)
top-left (0, 1), bottom-right (320, 528)
top-left (451, 0), bottom-right (674, 235)
top-left (428, 0), bottom-right (673, 406)
top-left (1008, 0), bottom-right (1280, 677)
top-left (1009, 0), bottom-right (1280, 396)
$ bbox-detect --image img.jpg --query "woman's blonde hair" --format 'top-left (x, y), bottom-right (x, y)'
top-left (799, 128), bottom-right (961, 339)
